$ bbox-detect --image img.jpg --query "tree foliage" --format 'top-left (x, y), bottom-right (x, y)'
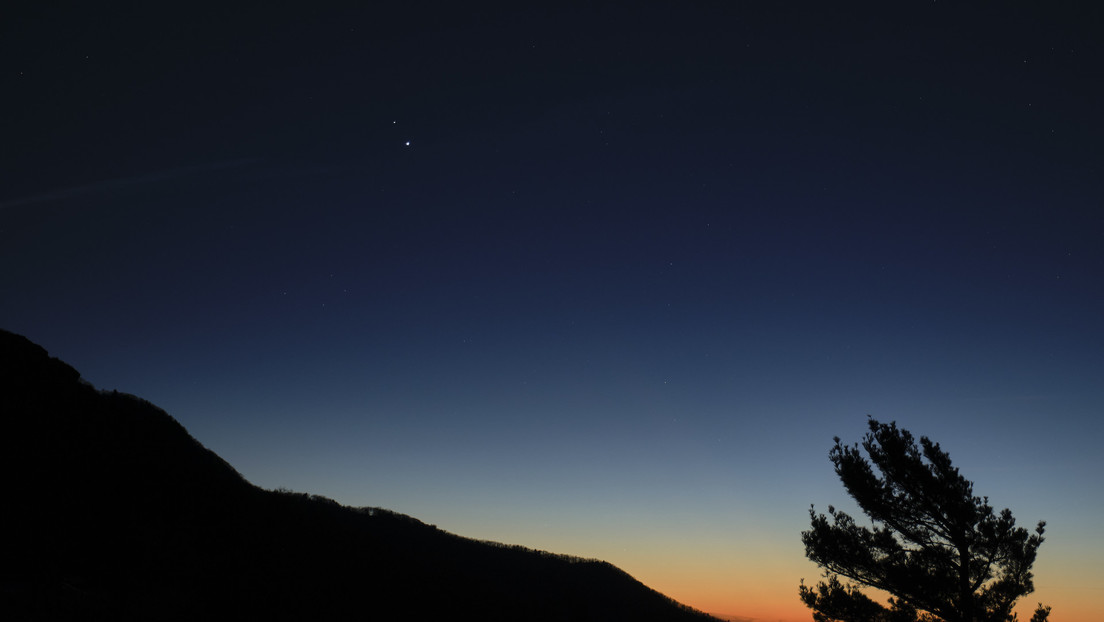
top-left (800, 419), bottom-right (1050, 622)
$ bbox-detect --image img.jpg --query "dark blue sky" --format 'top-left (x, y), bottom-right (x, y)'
top-left (3, 3), bottom-right (1102, 619)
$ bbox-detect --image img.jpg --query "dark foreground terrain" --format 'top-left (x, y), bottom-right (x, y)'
top-left (1, 329), bottom-right (717, 621)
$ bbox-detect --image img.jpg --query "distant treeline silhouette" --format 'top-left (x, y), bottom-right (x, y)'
top-left (0, 329), bottom-right (717, 621)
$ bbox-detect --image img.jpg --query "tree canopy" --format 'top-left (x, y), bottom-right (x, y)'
top-left (800, 418), bottom-right (1050, 622)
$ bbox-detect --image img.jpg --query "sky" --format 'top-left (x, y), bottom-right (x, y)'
top-left (3, 3), bottom-right (1102, 620)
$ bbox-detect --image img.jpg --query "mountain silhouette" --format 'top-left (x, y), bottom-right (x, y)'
top-left (1, 329), bottom-right (720, 621)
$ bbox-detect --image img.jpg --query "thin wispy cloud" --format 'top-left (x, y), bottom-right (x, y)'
top-left (0, 158), bottom-right (259, 210)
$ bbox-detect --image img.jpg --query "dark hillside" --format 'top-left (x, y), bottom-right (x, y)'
top-left (0, 329), bottom-right (718, 621)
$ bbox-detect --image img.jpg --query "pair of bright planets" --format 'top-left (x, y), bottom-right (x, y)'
top-left (393, 120), bottom-right (411, 147)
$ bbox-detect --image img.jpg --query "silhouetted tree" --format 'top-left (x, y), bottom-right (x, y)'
top-left (800, 419), bottom-right (1050, 622)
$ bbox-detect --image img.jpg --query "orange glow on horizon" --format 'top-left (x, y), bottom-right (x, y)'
top-left (637, 562), bottom-right (1096, 622)
top-left (430, 502), bottom-right (1098, 622)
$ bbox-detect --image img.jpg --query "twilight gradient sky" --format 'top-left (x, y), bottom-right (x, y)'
top-left (3, 3), bottom-right (1103, 620)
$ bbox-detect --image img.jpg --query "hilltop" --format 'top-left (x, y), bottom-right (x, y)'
top-left (0, 329), bottom-right (719, 621)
